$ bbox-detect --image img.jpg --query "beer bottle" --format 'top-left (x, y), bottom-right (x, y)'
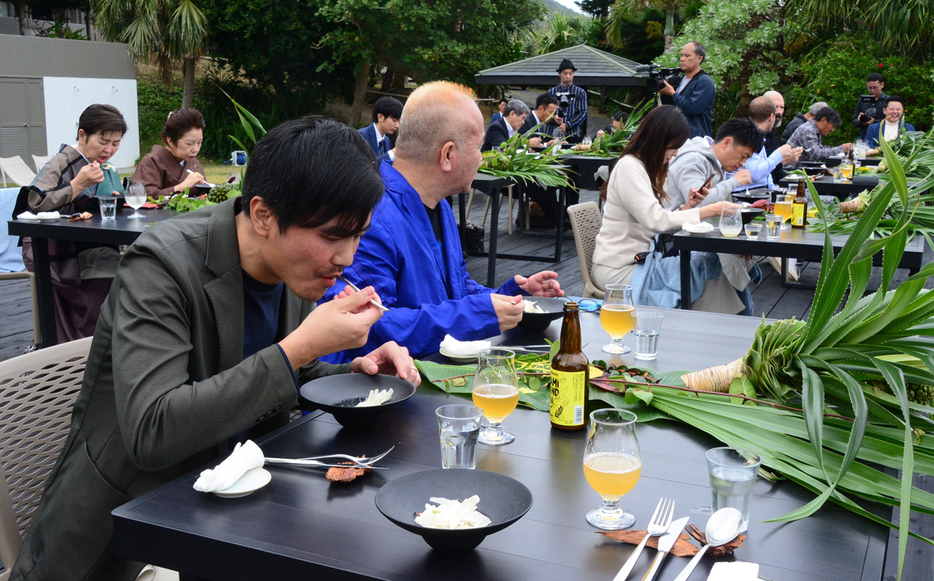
top-left (550, 302), bottom-right (589, 430)
top-left (791, 179), bottom-right (808, 229)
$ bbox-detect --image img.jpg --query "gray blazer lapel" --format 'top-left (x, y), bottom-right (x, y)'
top-left (204, 200), bottom-right (245, 371)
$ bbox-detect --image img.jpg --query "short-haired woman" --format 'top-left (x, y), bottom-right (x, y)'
top-left (17, 103), bottom-right (128, 340)
top-left (131, 108), bottom-right (207, 197)
top-left (591, 105), bottom-right (747, 312)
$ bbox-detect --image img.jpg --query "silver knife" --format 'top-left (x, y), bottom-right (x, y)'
top-left (640, 517), bottom-right (689, 581)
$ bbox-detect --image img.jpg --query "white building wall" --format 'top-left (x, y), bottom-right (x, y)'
top-left (42, 77), bottom-right (140, 171)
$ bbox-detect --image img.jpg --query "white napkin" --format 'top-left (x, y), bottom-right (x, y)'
top-left (706, 561), bottom-right (760, 581)
top-left (440, 334), bottom-right (491, 357)
top-left (193, 440), bottom-right (264, 492)
top-left (36, 211), bottom-right (60, 220)
top-left (682, 222), bottom-right (715, 234)
top-left (16, 211), bottom-right (38, 221)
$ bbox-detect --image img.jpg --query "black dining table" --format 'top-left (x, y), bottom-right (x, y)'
top-left (7, 206), bottom-right (180, 346)
top-left (112, 307), bottom-right (889, 581)
top-left (778, 175), bottom-right (879, 199)
top-left (672, 226), bottom-right (925, 306)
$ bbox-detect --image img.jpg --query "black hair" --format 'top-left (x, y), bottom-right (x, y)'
top-left (814, 106), bottom-right (842, 127)
top-left (535, 93), bottom-right (559, 110)
top-left (163, 108), bottom-right (205, 145)
top-left (372, 96), bottom-right (403, 123)
top-left (242, 116), bottom-right (384, 235)
top-left (498, 97), bottom-right (509, 105)
top-left (887, 95), bottom-right (905, 107)
top-left (690, 41), bottom-right (707, 62)
top-left (612, 111), bottom-right (628, 123)
top-left (714, 118), bottom-right (763, 150)
top-left (77, 104), bottom-right (127, 139)
top-left (867, 72), bottom-right (885, 84)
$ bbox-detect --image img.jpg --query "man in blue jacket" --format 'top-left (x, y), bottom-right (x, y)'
top-left (322, 81), bottom-right (564, 361)
top-left (358, 96), bottom-right (403, 158)
top-left (866, 96), bottom-right (914, 149)
top-left (660, 41), bottom-right (716, 138)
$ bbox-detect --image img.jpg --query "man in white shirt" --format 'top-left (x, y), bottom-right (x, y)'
top-left (518, 93), bottom-right (559, 148)
top-left (358, 96), bottom-right (403, 160)
top-left (866, 96), bottom-right (915, 150)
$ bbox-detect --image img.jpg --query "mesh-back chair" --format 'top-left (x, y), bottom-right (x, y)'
top-left (30, 155), bottom-right (53, 173)
top-left (0, 338), bottom-right (91, 578)
top-left (0, 157), bottom-right (36, 188)
top-left (566, 202), bottom-right (605, 299)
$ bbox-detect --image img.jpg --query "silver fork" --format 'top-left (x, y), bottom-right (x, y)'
top-left (337, 275), bottom-right (390, 312)
top-left (298, 446), bottom-right (394, 466)
top-left (612, 497), bottom-right (675, 581)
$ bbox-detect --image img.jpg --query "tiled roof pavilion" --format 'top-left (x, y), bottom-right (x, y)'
top-left (476, 44), bottom-right (649, 88)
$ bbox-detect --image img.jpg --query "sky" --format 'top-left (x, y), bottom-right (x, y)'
top-left (552, 0), bottom-right (583, 13)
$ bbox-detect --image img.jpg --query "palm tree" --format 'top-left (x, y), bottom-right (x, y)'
top-left (606, 0), bottom-right (685, 53)
top-left (93, 0), bottom-right (207, 108)
top-left (524, 13), bottom-right (601, 56)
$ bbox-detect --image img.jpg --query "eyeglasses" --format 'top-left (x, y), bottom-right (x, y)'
top-left (578, 298), bottom-right (602, 312)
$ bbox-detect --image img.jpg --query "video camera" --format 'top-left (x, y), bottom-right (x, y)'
top-left (636, 64), bottom-right (682, 92)
top-left (554, 92), bottom-right (572, 121)
top-left (857, 95), bottom-right (881, 124)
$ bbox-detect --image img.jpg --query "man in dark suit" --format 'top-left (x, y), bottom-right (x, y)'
top-left (358, 96), bottom-right (403, 158)
top-left (518, 93), bottom-right (558, 148)
top-left (482, 99), bottom-right (530, 151)
top-left (9, 118), bottom-right (418, 581)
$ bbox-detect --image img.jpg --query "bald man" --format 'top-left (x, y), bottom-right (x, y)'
top-left (321, 81), bottom-right (564, 360)
top-left (761, 90), bottom-right (790, 183)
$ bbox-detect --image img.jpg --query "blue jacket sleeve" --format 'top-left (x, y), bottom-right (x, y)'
top-left (672, 75), bottom-right (715, 117)
top-left (866, 123), bottom-right (880, 148)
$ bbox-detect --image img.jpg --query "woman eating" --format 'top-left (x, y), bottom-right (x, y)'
top-left (591, 105), bottom-right (746, 311)
top-left (132, 108), bottom-right (207, 197)
top-left (17, 103), bottom-right (127, 340)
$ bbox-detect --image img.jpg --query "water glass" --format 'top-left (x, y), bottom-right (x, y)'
top-left (633, 310), bottom-right (663, 361)
top-left (99, 198), bottom-right (117, 220)
top-left (472, 349), bottom-right (520, 446)
top-left (718, 207), bottom-right (742, 238)
top-left (126, 181), bottom-right (146, 219)
top-left (436, 404), bottom-right (483, 469)
top-left (600, 284), bottom-right (635, 355)
top-left (584, 409), bottom-right (641, 530)
top-left (765, 214), bottom-right (781, 240)
top-left (744, 223), bottom-right (762, 238)
top-left (705, 447), bottom-right (762, 532)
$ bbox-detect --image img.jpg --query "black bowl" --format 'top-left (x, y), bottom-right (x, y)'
top-left (192, 183), bottom-right (213, 196)
top-left (740, 207), bottom-right (765, 224)
top-left (299, 374), bottom-right (415, 428)
top-left (732, 189), bottom-right (771, 205)
top-left (375, 469), bottom-right (533, 552)
top-left (517, 297), bottom-right (568, 333)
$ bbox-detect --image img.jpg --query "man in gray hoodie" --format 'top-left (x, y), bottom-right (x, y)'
top-left (663, 118), bottom-right (761, 211)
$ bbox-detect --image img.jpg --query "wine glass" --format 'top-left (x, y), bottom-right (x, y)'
top-left (600, 284), bottom-right (635, 354)
top-left (718, 207), bottom-right (742, 238)
top-left (471, 348), bottom-right (520, 446)
top-left (125, 181), bottom-right (147, 219)
top-left (584, 409), bottom-right (641, 530)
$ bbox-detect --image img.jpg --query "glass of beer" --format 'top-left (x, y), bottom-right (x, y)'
top-left (773, 199), bottom-right (793, 231)
top-left (472, 348), bottom-right (520, 445)
top-left (584, 409), bottom-right (641, 529)
top-left (600, 284), bottom-right (635, 354)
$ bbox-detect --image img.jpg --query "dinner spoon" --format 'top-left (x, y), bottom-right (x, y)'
top-left (672, 507), bottom-right (744, 581)
top-left (337, 275), bottom-right (390, 312)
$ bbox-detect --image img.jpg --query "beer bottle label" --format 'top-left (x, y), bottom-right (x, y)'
top-left (791, 203), bottom-right (805, 226)
top-left (550, 370), bottom-right (587, 426)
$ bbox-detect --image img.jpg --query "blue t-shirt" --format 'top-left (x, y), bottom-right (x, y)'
top-left (242, 269), bottom-right (284, 360)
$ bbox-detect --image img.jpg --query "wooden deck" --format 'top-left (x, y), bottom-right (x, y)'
top-left (1, 188), bottom-right (933, 578)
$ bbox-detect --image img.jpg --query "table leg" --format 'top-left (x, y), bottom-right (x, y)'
top-left (680, 249), bottom-right (691, 310)
top-left (486, 187), bottom-right (501, 287)
top-left (32, 237), bottom-right (58, 346)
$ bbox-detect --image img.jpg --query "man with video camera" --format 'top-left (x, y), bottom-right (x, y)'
top-left (658, 41), bottom-right (716, 139)
top-left (548, 59), bottom-right (587, 143)
top-left (852, 72), bottom-right (889, 141)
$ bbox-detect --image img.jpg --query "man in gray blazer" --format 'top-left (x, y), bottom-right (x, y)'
top-left (10, 117), bottom-right (417, 581)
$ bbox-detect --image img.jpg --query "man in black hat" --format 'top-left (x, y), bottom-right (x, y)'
top-left (547, 58), bottom-right (587, 143)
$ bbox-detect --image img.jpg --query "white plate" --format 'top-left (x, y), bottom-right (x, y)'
top-left (212, 467), bottom-right (271, 498)
top-left (438, 347), bottom-right (479, 364)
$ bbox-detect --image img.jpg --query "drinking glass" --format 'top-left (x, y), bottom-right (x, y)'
top-left (706, 447), bottom-right (762, 532)
top-left (472, 348), bottom-right (520, 445)
top-left (125, 181), bottom-right (146, 219)
top-left (582, 136), bottom-right (593, 146)
top-left (600, 284), bottom-right (634, 354)
top-left (773, 200), bottom-right (793, 230)
top-left (718, 207), bottom-right (742, 238)
top-left (436, 405), bottom-right (483, 469)
top-left (584, 409), bottom-right (641, 530)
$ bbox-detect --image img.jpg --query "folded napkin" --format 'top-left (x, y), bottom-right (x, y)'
top-left (707, 561), bottom-right (759, 581)
top-left (440, 334), bottom-right (492, 357)
top-left (682, 222), bottom-right (715, 234)
top-left (16, 211), bottom-right (38, 221)
top-left (193, 440), bottom-right (264, 492)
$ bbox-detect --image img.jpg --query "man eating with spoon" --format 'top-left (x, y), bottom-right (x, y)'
top-left (8, 117), bottom-right (418, 581)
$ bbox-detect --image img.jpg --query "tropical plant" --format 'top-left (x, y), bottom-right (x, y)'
top-left (574, 100), bottom-right (651, 157)
top-left (606, 0), bottom-right (686, 53)
top-left (93, 0), bottom-right (206, 108)
top-left (523, 12), bottom-right (602, 56)
top-left (478, 129), bottom-right (573, 189)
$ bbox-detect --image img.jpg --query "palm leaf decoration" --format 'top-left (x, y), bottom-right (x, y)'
top-left (574, 100), bottom-right (653, 157)
top-left (478, 126), bottom-right (573, 189)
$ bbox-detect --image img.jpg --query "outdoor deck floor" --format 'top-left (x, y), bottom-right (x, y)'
top-left (1, 188), bottom-right (933, 578)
